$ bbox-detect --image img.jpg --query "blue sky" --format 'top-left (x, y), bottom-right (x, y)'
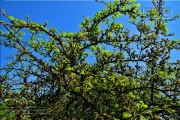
top-left (0, 0), bottom-right (180, 69)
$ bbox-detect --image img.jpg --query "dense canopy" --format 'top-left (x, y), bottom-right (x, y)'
top-left (0, 0), bottom-right (180, 119)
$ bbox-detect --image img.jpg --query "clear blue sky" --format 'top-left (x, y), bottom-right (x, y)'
top-left (0, 0), bottom-right (180, 68)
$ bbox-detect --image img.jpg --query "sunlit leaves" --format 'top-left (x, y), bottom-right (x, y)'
top-left (8, 16), bottom-right (15, 21)
top-left (122, 112), bottom-right (132, 118)
top-left (111, 22), bottom-right (124, 30)
top-left (158, 71), bottom-right (170, 79)
top-left (75, 87), bottom-right (81, 92)
top-left (155, 21), bottom-right (169, 34)
top-left (54, 48), bottom-right (60, 53)
top-left (135, 3), bottom-right (141, 8)
top-left (112, 12), bottom-right (121, 19)
top-left (83, 80), bottom-right (93, 92)
top-left (15, 20), bottom-right (27, 27)
top-left (0, 0), bottom-right (179, 119)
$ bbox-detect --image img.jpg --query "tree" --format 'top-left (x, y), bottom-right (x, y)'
top-left (0, 0), bottom-right (180, 119)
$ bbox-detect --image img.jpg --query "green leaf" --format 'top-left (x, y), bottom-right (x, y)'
top-left (29, 100), bottom-right (35, 105)
top-left (8, 16), bottom-right (15, 21)
top-left (4, 99), bottom-right (10, 102)
top-left (81, 70), bottom-right (85, 74)
top-left (122, 112), bottom-right (132, 118)
top-left (142, 104), bottom-right (148, 109)
top-left (16, 90), bottom-right (20, 94)
top-left (75, 87), bottom-right (81, 92)
top-left (136, 3), bottom-right (141, 8)
top-left (114, 103), bottom-right (119, 108)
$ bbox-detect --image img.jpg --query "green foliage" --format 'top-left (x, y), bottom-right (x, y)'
top-left (0, 102), bottom-right (16, 119)
top-left (0, 0), bottom-right (180, 119)
top-left (8, 16), bottom-right (15, 21)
